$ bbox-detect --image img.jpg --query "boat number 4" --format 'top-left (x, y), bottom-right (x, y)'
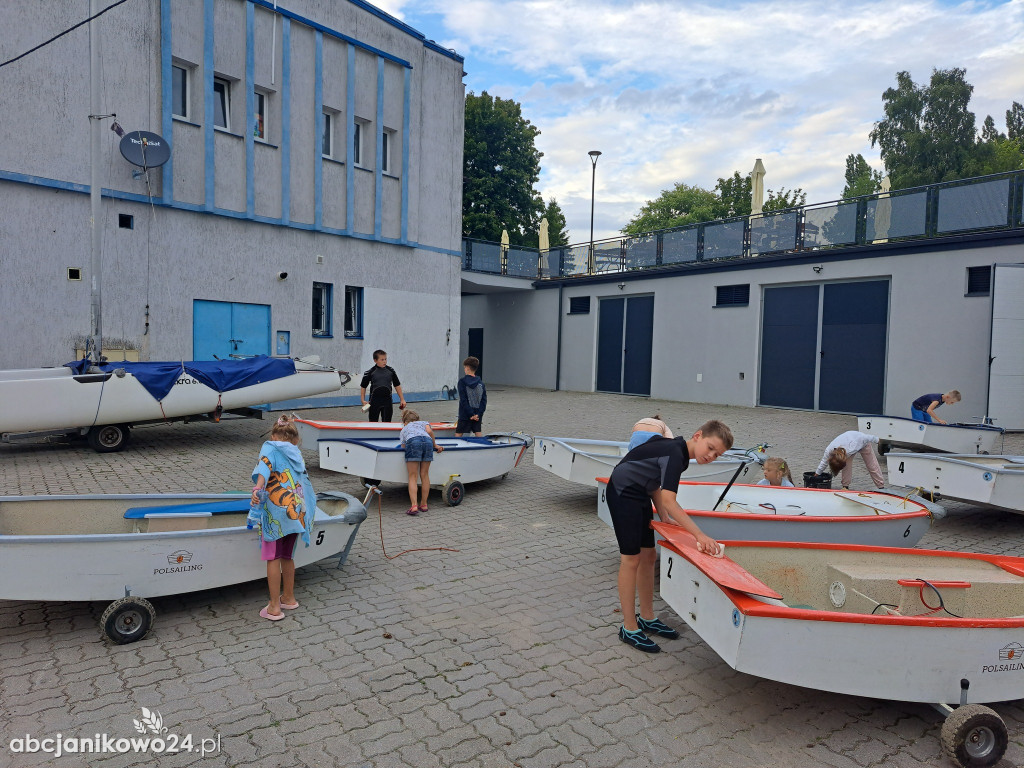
top-left (897, 461), bottom-right (904, 473)
top-left (316, 531), bottom-right (324, 545)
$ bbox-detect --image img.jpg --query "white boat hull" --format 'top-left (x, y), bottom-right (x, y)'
top-left (0, 493), bottom-right (366, 602)
top-left (657, 535), bottom-right (1024, 705)
top-left (0, 360), bottom-right (346, 434)
top-left (296, 418), bottom-right (457, 446)
top-left (886, 452), bottom-right (1024, 513)
top-left (533, 436), bottom-right (764, 488)
top-left (319, 434), bottom-right (530, 485)
top-left (857, 415), bottom-right (1003, 455)
top-left (597, 480), bottom-right (932, 546)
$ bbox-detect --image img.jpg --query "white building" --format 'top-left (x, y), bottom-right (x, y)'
top-left (0, 0), bottom-right (466, 404)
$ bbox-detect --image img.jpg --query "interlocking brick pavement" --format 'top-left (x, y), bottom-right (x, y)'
top-left (2, 387), bottom-right (1023, 768)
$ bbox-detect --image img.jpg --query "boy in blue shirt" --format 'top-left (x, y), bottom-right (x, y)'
top-left (911, 390), bottom-right (960, 424)
top-left (456, 356), bottom-right (487, 437)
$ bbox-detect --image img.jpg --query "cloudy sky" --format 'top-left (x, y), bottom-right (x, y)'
top-left (378, 0), bottom-right (1024, 243)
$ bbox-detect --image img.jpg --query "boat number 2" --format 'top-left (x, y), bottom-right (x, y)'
top-left (666, 557), bottom-right (673, 579)
top-left (316, 531), bottom-right (324, 545)
top-left (903, 525), bottom-right (911, 538)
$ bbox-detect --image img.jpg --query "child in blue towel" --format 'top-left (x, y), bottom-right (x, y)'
top-left (248, 415), bottom-right (317, 621)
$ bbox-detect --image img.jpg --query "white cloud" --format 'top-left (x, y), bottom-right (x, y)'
top-left (402, 0), bottom-right (1024, 241)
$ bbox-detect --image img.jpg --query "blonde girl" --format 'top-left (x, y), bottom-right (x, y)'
top-left (756, 456), bottom-right (794, 487)
top-left (815, 430), bottom-right (886, 491)
top-left (400, 409), bottom-right (444, 515)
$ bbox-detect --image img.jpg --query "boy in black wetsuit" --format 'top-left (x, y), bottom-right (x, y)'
top-left (606, 419), bottom-right (733, 653)
top-left (359, 350), bottom-right (406, 422)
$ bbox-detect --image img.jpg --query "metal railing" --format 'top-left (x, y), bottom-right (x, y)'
top-left (461, 170), bottom-right (1024, 280)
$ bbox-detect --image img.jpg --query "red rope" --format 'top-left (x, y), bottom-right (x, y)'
top-left (375, 491), bottom-right (459, 560)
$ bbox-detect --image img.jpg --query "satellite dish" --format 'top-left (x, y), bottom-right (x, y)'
top-left (119, 130), bottom-right (171, 169)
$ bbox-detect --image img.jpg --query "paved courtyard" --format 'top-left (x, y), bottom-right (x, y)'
top-left (2, 386), bottom-right (1023, 768)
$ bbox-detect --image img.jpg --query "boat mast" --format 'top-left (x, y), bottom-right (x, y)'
top-left (88, 0), bottom-right (104, 363)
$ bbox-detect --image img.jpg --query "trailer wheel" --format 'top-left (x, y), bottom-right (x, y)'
top-left (87, 424), bottom-right (131, 452)
top-left (101, 597), bottom-right (156, 644)
top-left (443, 480), bottom-right (464, 507)
top-left (941, 704), bottom-right (1007, 768)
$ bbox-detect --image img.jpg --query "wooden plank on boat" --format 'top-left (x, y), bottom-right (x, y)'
top-left (652, 521), bottom-right (782, 599)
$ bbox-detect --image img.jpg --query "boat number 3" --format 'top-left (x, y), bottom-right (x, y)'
top-left (666, 557), bottom-right (673, 579)
top-left (865, 421), bottom-right (871, 429)
top-left (316, 531), bottom-right (324, 545)
top-left (903, 525), bottom-right (911, 538)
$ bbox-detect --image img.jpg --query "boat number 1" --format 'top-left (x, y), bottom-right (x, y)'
top-left (903, 525), bottom-right (911, 538)
top-left (316, 531), bottom-right (324, 545)
top-left (666, 557), bottom-right (673, 579)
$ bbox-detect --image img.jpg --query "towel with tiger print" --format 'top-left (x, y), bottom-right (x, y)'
top-left (249, 440), bottom-right (316, 546)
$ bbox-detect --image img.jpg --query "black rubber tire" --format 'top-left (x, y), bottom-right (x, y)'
top-left (87, 424), bottom-right (131, 453)
top-left (940, 704), bottom-right (1007, 768)
top-left (443, 480), bottom-right (465, 507)
top-left (100, 597), bottom-right (156, 644)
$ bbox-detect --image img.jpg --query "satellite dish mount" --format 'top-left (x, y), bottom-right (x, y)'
top-left (119, 130), bottom-right (171, 174)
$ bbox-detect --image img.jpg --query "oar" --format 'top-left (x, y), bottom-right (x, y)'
top-left (712, 460), bottom-right (749, 511)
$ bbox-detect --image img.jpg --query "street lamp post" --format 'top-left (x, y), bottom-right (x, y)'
top-left (588, 150), bottom-right (601, 274)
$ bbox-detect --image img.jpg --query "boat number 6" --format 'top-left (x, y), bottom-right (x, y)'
top-left (903, 525), bottom-right (911, 538)
top-left (316, 531), bottom-right (324, 545)
top-left (666, 556), bottom-right (673, 579)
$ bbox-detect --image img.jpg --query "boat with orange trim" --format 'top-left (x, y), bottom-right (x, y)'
top-left (653, 520), bottom-right (1023, 767)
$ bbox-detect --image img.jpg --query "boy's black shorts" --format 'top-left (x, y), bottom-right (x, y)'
top-left (456, 418), bottom-right (483, 434)
top-left (606, 484), bottom-right (654, 556)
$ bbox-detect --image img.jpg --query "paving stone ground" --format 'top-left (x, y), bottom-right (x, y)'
top-left (2, 387), bottom-right (1023, 768)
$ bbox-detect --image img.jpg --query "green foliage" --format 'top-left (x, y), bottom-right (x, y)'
top-left (462, 91), bottom-right (544, 246)
top-left (542, 198), bottom-right (569, 248)
top-left (763, 187), bottom-right (807, 212)
top-left (981, 115), bottom-right (1005, 143)
top-left (841, 153), bottom-right (883, 199)
top-left (1007, 102), bottom-right (1024, 140)
top-left (714, 171), bottom-right (752, 217)
top-left (621, 182), bottom-right (720, 235)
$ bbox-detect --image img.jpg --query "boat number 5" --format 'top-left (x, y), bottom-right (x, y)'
top-left (316, 531), bottom-right (324, 545)
top-left (903, 525), bottom-right (911, 538)
top-left (666, 557), bottom-right (673, 579)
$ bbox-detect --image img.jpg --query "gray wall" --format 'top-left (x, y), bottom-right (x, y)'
top-left (0, 0), bottom-right (466, 397)
top-left (463, 243), bottom-right (1024, 417)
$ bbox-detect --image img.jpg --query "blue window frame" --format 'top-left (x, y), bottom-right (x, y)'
top-left (312, 282), bottom-right (333, 337)
top-left (345, 286), bottom-right (364, 338)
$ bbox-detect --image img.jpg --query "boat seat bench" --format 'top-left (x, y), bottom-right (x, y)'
top-left (123, 499), bottom-right (251, 519)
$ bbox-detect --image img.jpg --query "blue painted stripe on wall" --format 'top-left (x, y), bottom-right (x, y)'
top-left (203, 0), bottom-right (215, 210)
top-left (0, 171), bottom-right (463, 255)
top-left (160, 0), bottom-right (173, 203)
top-left (247, 0), bottom-right (419, 68)
top-left (245, 3), bottom-right (255, 217)
top-left (280, 18), bottom-right (291, 224)
top-left (345, 44), bottom-right (355, 233)
top-left (314, 32), bottom-right (323, 230)
top-left (401, 67), bottom-right (410, 243)
top-left (374, 56), bottom-right (384, 238)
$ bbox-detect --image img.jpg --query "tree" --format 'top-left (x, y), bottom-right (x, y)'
top-left (462, 91), bottom-right (544, 246)
top-left (841, 153), bottom-right (883, 199)
top-left (542, 198), bottom-right (569, 247)
top-left (714, 171), bottom-right (752, 218)
top-left (763, 187), bottom-right (807, 212)
top-left (870, 68), bottom-right (977, 188)
top-left (981, 115), bottom-right (1005, 143)
top-left (1006, 101), bottom-right (1024, 140)
top-left (621, 182), bottom-right (720, 235)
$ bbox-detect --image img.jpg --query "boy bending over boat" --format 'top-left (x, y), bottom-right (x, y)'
top-left (607, 420), bottom-right (733, 653)
top-left (910, 390), bottom-right (960, 424)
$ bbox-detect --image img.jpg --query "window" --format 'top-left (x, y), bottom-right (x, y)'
top-left (253, 89), bottom-right (268, 140)
top-left (322, 110), bottom-right (335, 158)
top-left (118, 214), bottom-right (134, 229)
top-left (312, 282), bottom-right (333, 337)
top-left (213, 77), bottom-right (231, 130)
top-left (172, 64), bottom-right (189, 119)
top-left (353, 119), bottom-right (368, 166)
top-left (568, 296), bottom-right (590, 314)
top-left (381, 128), bottom-right (395, 172)
top-left (344, 286), bottom-right (363, 338)
top-left (715, 284), bottom-right (750, 307)
top-left (966, 266), bottom-right (992, 297)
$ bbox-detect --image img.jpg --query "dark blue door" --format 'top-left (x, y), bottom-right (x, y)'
top-left (759, 285), bottom-right (819, 409)
top-left (623, 295), bottom-right (654, 396)
top-left (597, 296), bottom-right (654, 395)
top-left (468, 328), bottom-right (483, 378)
top-left (193, 300), bottom-right (271, 360)
top-left (818, 281), bottom-right (888, 413)
top-left (596, 298), bottom-right (625, 393)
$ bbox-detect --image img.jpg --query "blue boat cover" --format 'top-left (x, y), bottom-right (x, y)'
top-left (124, 498), bottom-right (252, 519)
top-left (65, 355), bottom-right (296, 401)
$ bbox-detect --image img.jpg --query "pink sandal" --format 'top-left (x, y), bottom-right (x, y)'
top-left (260, 607), bottom-right (286, 621)
top-left (280, 600), bottom-right (299, 610)
top-left (418, 504), bottom-right (429, 512)
top-left (406, 506), bottom-right (420, 516)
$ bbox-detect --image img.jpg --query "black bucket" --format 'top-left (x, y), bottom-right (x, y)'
top-left (803, 471), bottom-right (833, 489)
